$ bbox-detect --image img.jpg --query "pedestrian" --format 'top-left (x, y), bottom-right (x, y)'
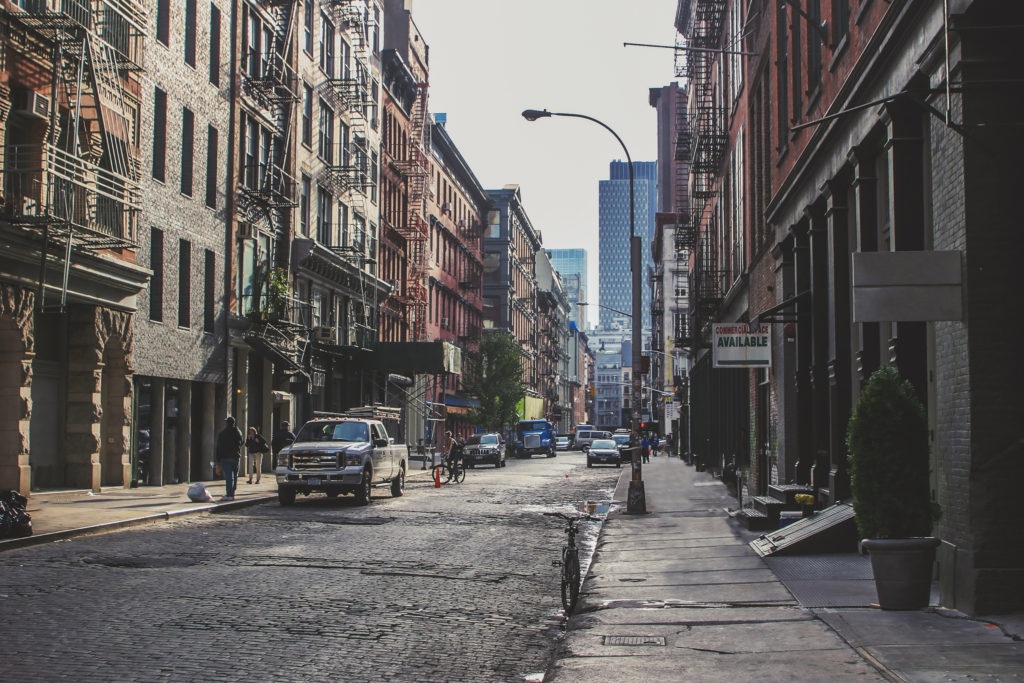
top-left (651, 434), bottom-right (660, 457)
top-left (215, 416), bottom-right (244, 501)
top-left (245, 426), bottom-right (269, 484)
top-left (641, 435), bottom-right (651, 463)
top-left (272, 420), bottom-right (296, 466)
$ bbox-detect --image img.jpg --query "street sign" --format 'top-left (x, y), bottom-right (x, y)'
top-left (713, 323), bottom-right (771, 368)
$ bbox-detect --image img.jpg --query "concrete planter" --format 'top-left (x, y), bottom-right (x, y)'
top-left (861, 537), bottom-right (940, 610)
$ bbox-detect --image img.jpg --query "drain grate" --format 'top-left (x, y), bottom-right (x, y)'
top-left (603, 636), bottom-right (666, 646)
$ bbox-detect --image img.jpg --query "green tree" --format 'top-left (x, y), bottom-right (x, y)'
top-left (465, 331), bottom-right (525, 432)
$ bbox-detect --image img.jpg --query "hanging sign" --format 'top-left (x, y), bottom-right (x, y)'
top-left (713, 323), bottom-right (771, 368)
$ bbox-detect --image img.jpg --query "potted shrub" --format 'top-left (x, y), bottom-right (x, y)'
top-left (847, 365), bottom-right (941, 610)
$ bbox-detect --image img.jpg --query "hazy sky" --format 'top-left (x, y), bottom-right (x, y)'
top-left (412, 0), bottom-right (681, 309)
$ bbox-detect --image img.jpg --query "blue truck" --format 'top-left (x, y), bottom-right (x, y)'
top-left (511, 419), bottom-right (557, 459)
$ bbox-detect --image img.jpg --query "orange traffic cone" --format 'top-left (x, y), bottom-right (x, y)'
top-left (434, 465), bottom-right (441, 488)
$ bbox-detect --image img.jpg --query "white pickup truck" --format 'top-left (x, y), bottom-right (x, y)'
top-left (275, 406), bottom-right (407, 506)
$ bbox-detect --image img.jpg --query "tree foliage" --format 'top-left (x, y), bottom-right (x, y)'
top-left (846, 365), bottom-right (939, 539)
top-left (465, 331), bottom-right (525, 432)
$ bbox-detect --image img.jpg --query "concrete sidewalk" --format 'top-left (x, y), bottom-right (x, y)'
top-left (548, 456), bottom-right (1024, 682)
top-left (0, 462), bottom-right (436, 552)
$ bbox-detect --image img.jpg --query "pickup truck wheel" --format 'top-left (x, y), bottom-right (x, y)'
top-left (355, 469), bottom-right (372, 505)
top-left (390, 466), bottom-right (405, 497)
top-left (278, 487), bottom-right (296, 506)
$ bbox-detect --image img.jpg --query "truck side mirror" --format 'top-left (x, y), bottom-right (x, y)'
top-left (374, 438), bottom-right (388, 448)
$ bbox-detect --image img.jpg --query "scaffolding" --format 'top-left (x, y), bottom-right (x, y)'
top-left (1, 0), bottom-right (146, 311)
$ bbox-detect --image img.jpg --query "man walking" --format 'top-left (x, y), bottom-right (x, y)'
top-left (216, 416), bottom-right (244, 501)
top-left (272, 420), bottom-right (296, 468)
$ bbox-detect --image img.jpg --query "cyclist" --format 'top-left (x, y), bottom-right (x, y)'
top-left (446, 433), bottom-right (465, 471)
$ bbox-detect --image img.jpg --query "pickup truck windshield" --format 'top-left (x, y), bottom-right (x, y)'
top-left (295, 421), bottom-right (370, 443)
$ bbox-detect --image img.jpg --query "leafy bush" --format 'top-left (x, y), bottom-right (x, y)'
top-left (846, 366), bottom-right (939, 539)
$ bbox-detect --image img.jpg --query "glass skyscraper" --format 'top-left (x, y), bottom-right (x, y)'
top-left (546, 248), bottom-right (588, 330)
top-left (598, 160), bottom-right (657, 331)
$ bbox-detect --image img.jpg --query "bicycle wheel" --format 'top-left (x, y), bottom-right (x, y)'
top-left (561, 548), bottom-right (581, 612)
top-left (453, 464), bottom-right (466, 483)
top-left (433, 464), bottom-right (452, 484)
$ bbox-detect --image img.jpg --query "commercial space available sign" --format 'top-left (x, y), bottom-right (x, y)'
top-left (712, 323), bottom-right (771, 368)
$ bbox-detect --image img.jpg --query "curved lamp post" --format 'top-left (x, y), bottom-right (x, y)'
top-left (522, 108), bottom-right (645, 513)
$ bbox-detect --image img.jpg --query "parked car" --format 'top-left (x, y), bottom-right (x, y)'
top-left (575, 430), bottom-right (610, 453)
top-left (587, 438), bottom-right (621, 468)
top-left (464, 433), bottom-right (505, 468)
top-left (612, 433), bottom-right (631, 451)
top-left (555, 436), bottom-right (570, 451)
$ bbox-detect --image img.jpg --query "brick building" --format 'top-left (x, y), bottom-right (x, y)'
top-left (676, 0), bottom-right (1024, 614)
top-left (0, 0), bottom-right (150, 492)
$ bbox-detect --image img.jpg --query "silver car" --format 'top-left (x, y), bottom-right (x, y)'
top-left (463, 433), bottom-right (505, 468)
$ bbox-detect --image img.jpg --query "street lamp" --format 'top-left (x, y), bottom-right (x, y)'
top-left (576, 301), bottom-right (631, 319)
top-left (523, 108), bottom-right (645, 513)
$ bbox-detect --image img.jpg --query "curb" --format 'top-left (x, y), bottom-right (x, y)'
top-left (0, 494), bottom-right (277, 553)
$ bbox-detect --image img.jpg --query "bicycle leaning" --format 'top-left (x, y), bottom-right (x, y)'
top-left (544, 511), bottom-right (600, 612)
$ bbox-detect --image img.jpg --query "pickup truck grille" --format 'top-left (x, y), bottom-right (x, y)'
top-left (524, 434), bottom-right (541, 448)
top-left (290, 452), bottom-right (340, 470)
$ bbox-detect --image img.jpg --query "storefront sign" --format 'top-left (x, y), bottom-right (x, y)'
top-left (713, 323), bottom-right (771, 368)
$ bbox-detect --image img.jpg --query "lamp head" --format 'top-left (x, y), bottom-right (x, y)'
top-left (521, 109), bottom-right (552, 122)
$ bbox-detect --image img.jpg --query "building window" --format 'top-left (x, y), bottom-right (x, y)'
top-left (339, 38), bottom-right (350, 81)
top-left (184, 0), bottom-right (197, 66)
top-left (209, 4), bottom-right (221, 85)
top-left (318, 99), bottom-right (334, 163)
top-left (204, 249), bottom-right (215, 333)
top-left (156, 0), bottom-right (169, 46)
top-left (832, 0), bottom-right (850, 46)
top-left (205, 125), bottom-right (218, 208)
top-left (150, 227), bottom-right (164, 321)
top-left (317, 186), bottom-right (332, 245)
top-left (338, 201), bottom-right (348, 246)
top-left (152, 88), bottom-right (166, 181)
top-left (807, 0), bottom-right (822, 91)
top-left (181, 107), bottom-right (194, 196)
top-left (300, 174), bottom-right (311, 236)
top-left (776, 5), bottom-right (789, 149)
top-left (320, 13), bottom-right (335, 77)
top-left (302, 82), bottom-right (313, 147)
top-left (790, 6), bottom-right (802, 120)
top-left (178, 239), bottom-right (192, 328)
top-left (303, 0), bottom-right (313, 55)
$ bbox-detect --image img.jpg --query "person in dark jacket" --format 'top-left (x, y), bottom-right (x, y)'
top-left (215, 416), bottom-right (244, 501)
top-left (271, 420), bottom-right (296, 465)
top-left (245, 426), bottom-right (269, 484)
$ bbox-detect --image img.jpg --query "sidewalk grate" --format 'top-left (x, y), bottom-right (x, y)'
top-left (603, 636), bottom-right (667, 646)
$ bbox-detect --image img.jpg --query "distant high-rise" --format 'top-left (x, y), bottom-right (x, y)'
top-left (546, 248), bottom-right (588, 330)
top-left (599, 161), bottom-right (656, 330)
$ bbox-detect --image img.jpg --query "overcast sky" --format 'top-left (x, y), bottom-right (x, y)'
top-left (412, 0), bottom-right (681, 310)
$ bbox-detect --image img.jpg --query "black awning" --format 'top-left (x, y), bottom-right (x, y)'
top-left (752, 290), bottom-right (810, 323)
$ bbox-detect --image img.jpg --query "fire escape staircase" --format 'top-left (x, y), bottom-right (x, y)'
top-left (1, 0), bottom-right (145, 312)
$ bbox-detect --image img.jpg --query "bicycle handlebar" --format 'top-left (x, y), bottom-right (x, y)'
top-left (543, 512), bottom-right (601, 522)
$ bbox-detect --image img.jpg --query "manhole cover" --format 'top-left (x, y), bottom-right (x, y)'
top-left (603, 636), bottom-right (666, 646)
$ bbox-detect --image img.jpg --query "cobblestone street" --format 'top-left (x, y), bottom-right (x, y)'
top-left (0, 453), bottom-right (619, 682)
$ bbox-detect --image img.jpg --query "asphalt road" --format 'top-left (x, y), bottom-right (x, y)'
top-left (0, 450), bottom-right (621, 682)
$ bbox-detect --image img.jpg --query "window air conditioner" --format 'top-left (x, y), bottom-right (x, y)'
top-left (13, 89), bottom-right (50, 120)
top-left (440, 317), bottom-right (449, 327)
top-left (314, 326), bottom-right (335, 342)
top-left (237, 223), bottom-right (255, 239)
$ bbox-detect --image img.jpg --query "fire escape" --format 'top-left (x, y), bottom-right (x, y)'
top-left (393, 79), bottom-right (430, 341)
top-left (677, 0), bottom-right (727, 345)
top-left (1, 0), bottom-right (145, 312)
top-left (239, 0), bottom-right (306, 375)
top-left (318, 1), bottom-right (380, 350)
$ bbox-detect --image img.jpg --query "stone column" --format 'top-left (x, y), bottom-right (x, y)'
top-left (824, 173), bottom-right (853, 503)
top-left (65, 307), bottom-right (102, 490)
top-left (807, 202), bottom-right (831, 494)
top-left (261, 357), bottom-right (273, 474)
top-left (150, 378), bottom-right (165, 486)
top-left (201, 381), bottom-right (216, 479)
top-left (792, 222), bottom-right (814, 486)
top-left (849, 145), bottom-right (880, 385)
top-left (0, 283), bottom-right (33, 493)
top-left (177, 380), bottom-right (192, 483)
